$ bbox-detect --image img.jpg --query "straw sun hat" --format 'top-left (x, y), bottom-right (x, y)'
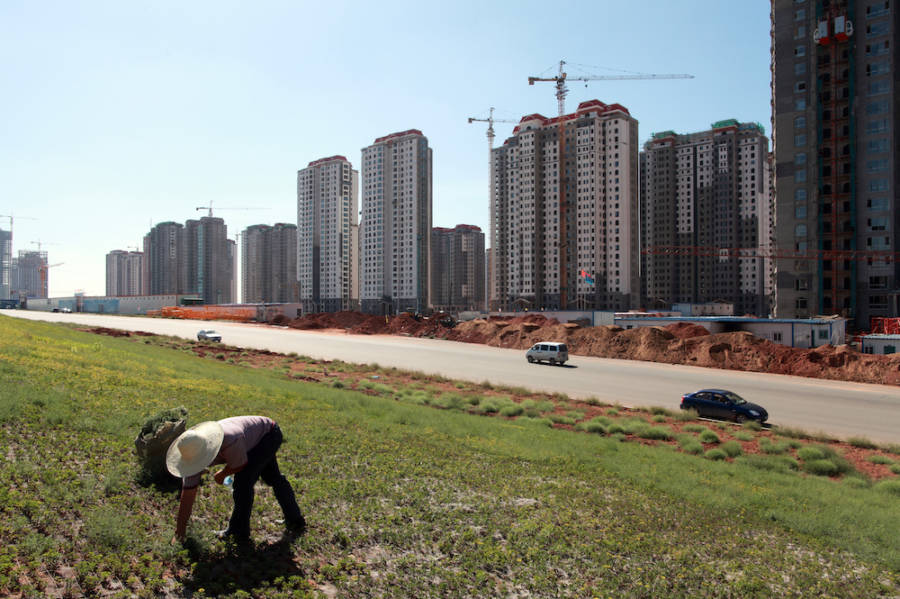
top-left (166, 421), bottom-right (225, 478)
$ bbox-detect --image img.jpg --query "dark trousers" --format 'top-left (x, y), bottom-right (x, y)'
top-left (228, 423), bottom-right (304, 535)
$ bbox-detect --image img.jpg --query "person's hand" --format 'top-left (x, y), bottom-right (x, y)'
top-left (213, 469), bottom-right (228, 485)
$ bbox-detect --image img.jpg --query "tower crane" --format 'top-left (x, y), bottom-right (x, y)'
top-left (194, 201), bottom-right (267, 219)
top-left (38, 262), bottom-right (64, 297)
top-left (528, 60), bottom-right (694, 116)
top-left (467, 107), bottom-right (521, 151)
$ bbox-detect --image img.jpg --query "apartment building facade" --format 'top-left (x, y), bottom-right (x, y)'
top-left (142, 221), bottom-right (186, 296)
top-left (431, 224), bottom-right (485, 312)
top-left (105, 250), bottom-right (145, 297)
top-left (640, 121), bottom-right (775, 316)
top-left (360, 131), bottom-right (432, 314)
top-left (242, 223), bottom-right (299, 304)
top-left (0, 228), bottom-right (10, 299)
top-left (11, 250), bottom-right (47, 299)
top-left (771, 0), bottom-right (899, 327)
top-left (184, 216), bottom-right (233, 305)
top-left (297, 156), bottom-right (359, 313)
top-left (490, 100), bottom-right (639, 311)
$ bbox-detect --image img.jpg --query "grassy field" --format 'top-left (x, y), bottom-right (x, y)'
top-left (1, 315), bottom-right (899, 598)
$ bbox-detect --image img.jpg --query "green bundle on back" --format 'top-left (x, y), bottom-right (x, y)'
top-left (134, 405), bottom-right (188, 484)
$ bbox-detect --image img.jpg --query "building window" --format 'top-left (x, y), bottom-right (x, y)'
top-left (794, 45), bottom-right (806, 56)
top-left (794, 62), bottom-right (807, 75)
top-left (794, 134), bottom-right (806, 146)
top-left (794, 115), bottom-right (806, 129)
top-left (866, 118), bottom-right (889, 133)
top-left (868, 80), bottom-right (890, 95)
top-left (795, 224), bottom-right (807, 237)
top-left (795, 205), bottom-right (807, 218)
top-left (796, 297), bottom-right (808, 309)
top-left (867, 159), bottom-right (889, 172)
top-left (870, 179), bottom-right (889, 192)
top-left (868, 197), bottom-right (889, 210)
top-left (794, 81), bottom-right (807, 92)
top-left (794, 188), bottom-right (807, 201)
top-left (794, 152), bottom-right (807, 165)
top-left (773, 332), bottom-right (783, 342)
top-left (795, 169), bottom-right (807, 182)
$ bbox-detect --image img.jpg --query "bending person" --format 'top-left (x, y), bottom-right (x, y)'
top-left (167, 415), bottom-right (306, 543)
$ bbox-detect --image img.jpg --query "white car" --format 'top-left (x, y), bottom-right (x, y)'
top-left (526, 342), bottom-right (568, 365)
top-left (197, 329), bottom-right (222, 342)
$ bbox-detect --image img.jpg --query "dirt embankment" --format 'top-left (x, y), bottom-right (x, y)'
top-left (283, 312), bottom-right (900, 386)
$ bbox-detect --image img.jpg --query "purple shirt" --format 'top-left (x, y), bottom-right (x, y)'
top-left (183, 415), bottom-right (275, 488)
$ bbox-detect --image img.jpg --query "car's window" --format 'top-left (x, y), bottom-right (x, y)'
top-left (694, 392), bottom-right (710, 401)
top-left (559, 344), bottom-right (567, 352)
top-left (723, 392), bottom-right (746, 405)
top-left (539, 345), bottom-right (547, 351)
top-left (531, 345), bottom-right (539, 351)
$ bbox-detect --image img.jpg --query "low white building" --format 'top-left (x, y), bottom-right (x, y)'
top-left (859, 334), bottom-right (900, 355)
top-left (613, 315), bottom-right (846, 349)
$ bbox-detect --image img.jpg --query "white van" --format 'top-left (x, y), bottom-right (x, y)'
top-left (526, 342), bottom-right (569, 365)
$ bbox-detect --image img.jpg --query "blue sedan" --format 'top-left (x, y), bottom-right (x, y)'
top-left (680, 389), bottom-right (768, 423)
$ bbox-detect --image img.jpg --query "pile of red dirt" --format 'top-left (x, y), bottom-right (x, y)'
top-left (284, 312), bottom-right (900, 385)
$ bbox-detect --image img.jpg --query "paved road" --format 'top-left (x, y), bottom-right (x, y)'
top-left (6, 310), bottom-right (900, 443)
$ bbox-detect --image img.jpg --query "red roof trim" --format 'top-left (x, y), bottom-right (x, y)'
top-left (510, 100), bottom-right (631, 134)
top-left (307, 155), bottom-right (348, 167)
top-left (373, 129), bottom-right (424, 144)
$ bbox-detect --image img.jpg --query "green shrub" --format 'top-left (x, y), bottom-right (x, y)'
top-left (651, 414), bottom-right (667, 423)
top-left (797, 446), bottom-right (825, 461)
top-left (583, 396), bottom-right (605, 406)
top-left (650, 406), bottom-right (674, 417)
top-left (890, 464), bottom-right (900, 475)
top-left (683, 424), bottom-right (706, 433)
top-left (803, 459), bottom-right (839, 477)
top-left (866, 454), bottom-right (895, 465)
top-left (848, 437), bottom-right (877, 449)
top-left (475, 398), bottom-right (500, 413)
top-left (681, 441), bottom-right (704, 455)
top-left (760, 438), bottom-right (790, 455)
top-left (549, 414), bottom-right (576, 425)
top-left (705, 448), bottom-right (727, 461)
top-left (885, 444), bottom-right (900, 456)
top-left (742, 420), bottom-right (763, 431)
top-left (610, 432), bottom-right (626, 442)
top-left (844, 477), bottom-right (871, 489)
top-left (699, 430), bottom-right (720, 444)
top-left (776, 427), bottom-right (811, 440)
top-left (638, 426), bottom-right (673, 441)
top-left (873, 480), bottom-right (900, 496)
top-left (606, 423), bottom-right (625, 435)
top-left (720, 440), bottom-right (743, 458)
top-left (620, 418), bottom-right (649, 435)
top-left (736, 455), bottom-right (798, 474)
top-left (331, 380), bottom-right (345, 389)
top-left (466, 395), bottom-right (482, 406)
top-left (499, 404), bottom-right (524, 417)
top-left (673, 408), bottom-right (699, 422)
top-left (566, 410), bottom-right (586, 420)
top-left (583, 419), bottom-right (608, 435)
top-left (606, 408), bottom-right (620, 416)
top-left (734, 431), bottom-right (754, 442)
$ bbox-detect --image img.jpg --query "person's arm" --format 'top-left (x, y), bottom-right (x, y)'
top-left (173, 486), bottom-right (198, 541)
top-left (213, 463), bottom-right (245, 484)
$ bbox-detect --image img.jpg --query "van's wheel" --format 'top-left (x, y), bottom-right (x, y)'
top-left (734, 413), bottom-right (746, 424)
top-left (527, 356), bottom-right (534, 363)
top-left (549, 358), bottom-right (556, 365)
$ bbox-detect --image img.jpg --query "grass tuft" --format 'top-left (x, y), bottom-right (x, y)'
top-left (720, 440), bottom-right (743, 458)
top-left (848, 437), bottom-right (878, 449)
top-left (874, 480), bottom-right (900, 496)
top-left (699, 429), bottom-right (720, 444)
top-left (705, 448), bottom-right (727, 461)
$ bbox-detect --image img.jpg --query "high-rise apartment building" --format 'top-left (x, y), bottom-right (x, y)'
top-left (184, 216), bottom-right (233, 304)
top-left (11, 250), bottom-right (47, 299)
top-left (143, 222), bottom-right (186, 296)
top-left (771, 0), bottom-right (899, 326)
top-left (297, 156), bottom-right (359, 313)
top-left (360, 131), bottom-right (432, 314)
top-left (431, 224), bottom-right (486, 312)
top-left (640, 121), bottom-right (775, 316)
top-left (0, 228), bottom-right (11, 299)
top-left (490, 100), bottom-right (639, 311)
top-left (242, 223), bottom-right (299, 303)
top-left (106, 250), bottom-right (145, 296)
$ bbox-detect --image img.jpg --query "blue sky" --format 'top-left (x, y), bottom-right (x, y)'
top-left (0, 0), bottom-right (771, 298)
